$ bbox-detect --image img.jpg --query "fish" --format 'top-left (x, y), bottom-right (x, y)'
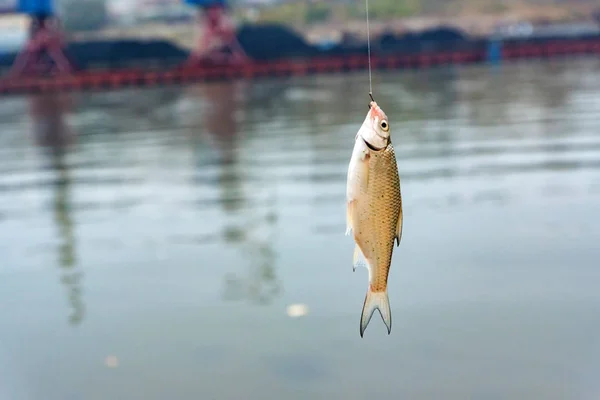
top-left (345, 99), bottom-right (403, 337)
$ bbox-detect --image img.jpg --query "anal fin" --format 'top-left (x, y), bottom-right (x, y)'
top-left (353, 244), bottom-right (368, 272)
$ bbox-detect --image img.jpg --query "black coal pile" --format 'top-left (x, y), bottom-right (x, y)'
top-left (235, 24), bottom-right (474, 59)
top-left (0, 39), bottom-right (189, 71)
top-left (67, 39), bottom-right (188, 69)
top-left (378, 26), bottom-right (471, 54)
top-left (236, 23), bottom-right (318, 61)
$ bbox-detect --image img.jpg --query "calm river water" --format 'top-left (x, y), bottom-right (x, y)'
top-left (1, 58), bottom-right (600, 400)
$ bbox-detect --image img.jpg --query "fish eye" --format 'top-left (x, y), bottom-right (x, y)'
top-left (380, 120), bottom-right (389, 131)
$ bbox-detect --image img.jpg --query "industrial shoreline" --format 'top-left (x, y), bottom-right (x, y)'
top-left (0, 17), bottom-right (599, 96)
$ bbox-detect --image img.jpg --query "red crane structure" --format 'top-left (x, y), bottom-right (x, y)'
top-left (183, 0), bottom-right (247, 66)
top-left (8, 0), bottom-right (73, 77)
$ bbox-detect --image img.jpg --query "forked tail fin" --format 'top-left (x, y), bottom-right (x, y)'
top-left (360, 288), bottom-right (391, 337)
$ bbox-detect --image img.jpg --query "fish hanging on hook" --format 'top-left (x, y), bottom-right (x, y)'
top-left (346, 98), bottom-right (403, 337)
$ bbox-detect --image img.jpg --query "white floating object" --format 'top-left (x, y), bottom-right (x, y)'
top-left (286, 303), bottom-right (309, 318)
top-left (105, 355), bottom-right (119, 368)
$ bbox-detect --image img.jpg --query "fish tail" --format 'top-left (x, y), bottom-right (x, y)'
top-left (359, 287), bottom-right (391, 337)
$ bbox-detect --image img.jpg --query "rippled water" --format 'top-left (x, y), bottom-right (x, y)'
top-left (1, 58), bottom-right (600, 400)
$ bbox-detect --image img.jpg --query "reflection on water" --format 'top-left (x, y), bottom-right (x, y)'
top-left (51, 149), bottom-right (84, 326)
top-left (0, 58), bottom-right (600, 400)
top-left (188, 82), bottom-right (281, 305)
top-left (29, 93), bottom-right (85, 327)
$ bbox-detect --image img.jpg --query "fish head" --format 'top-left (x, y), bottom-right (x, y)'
top-left (357, 101), bottom-right (390, 151)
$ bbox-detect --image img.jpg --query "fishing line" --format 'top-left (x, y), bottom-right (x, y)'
top-left (365, 0), bottom-right (373, 97)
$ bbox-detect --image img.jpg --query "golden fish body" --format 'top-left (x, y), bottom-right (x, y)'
top-left (346, 100), bottom-right (403, 337)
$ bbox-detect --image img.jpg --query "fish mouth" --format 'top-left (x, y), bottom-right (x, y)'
top-left (362, 135), bottom-right (387, 151)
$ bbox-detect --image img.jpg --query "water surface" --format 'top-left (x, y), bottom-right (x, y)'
top-left (1, 58), bottom-right (600, 400)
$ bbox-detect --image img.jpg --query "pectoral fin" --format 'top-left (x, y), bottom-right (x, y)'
top-left (345, 200), bottom-right (355, 236)
top-left (346, 139), bottom-right (370, 236)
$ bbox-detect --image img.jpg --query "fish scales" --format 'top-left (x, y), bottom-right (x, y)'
top-left (357, 142), bottom-right (401, 292)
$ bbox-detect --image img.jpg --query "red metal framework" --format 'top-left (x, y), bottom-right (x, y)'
top-left (9, 14), bottom-right (73, 77)
top-left (184, 3), bottom-right (247, 66)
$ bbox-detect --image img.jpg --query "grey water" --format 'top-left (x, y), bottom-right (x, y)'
top-left (1, 57), bottom-right (600, 400)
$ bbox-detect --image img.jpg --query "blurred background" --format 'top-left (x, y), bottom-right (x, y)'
top-left (1, 1), bottom-right (600, 399)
